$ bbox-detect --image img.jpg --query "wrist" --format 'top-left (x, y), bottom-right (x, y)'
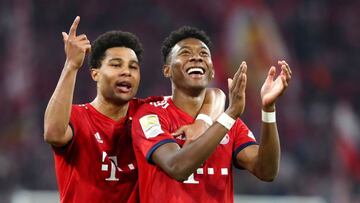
top-left (216, 112), bottom-right (236, 130)
top-left (64, 60), bottom-right (81, 71)
top-left (196, 114), bottom-right (213, 126)
top-left (262, 104), bottom-right (275, 112)
top-left (224, 108), bottom-right (239, 119)
top-left (261, 110), bottom-right (276, 123)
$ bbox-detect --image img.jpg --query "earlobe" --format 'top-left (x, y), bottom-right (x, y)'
top-left (163, 65), bottom-right (171, 78)
top-left (90, 68), bottom-right (99, 81)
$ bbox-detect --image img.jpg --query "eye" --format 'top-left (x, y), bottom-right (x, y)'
top-left (110, 63), bottom-right (122, 68)
top-left (130, 65), bottom-right (139, 70)
top-left (200, 51), bottom-right (209, 57)
top-left (179, 50), bottom-right (191, 56)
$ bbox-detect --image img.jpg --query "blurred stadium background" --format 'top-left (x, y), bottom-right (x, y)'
top-left (0, 0), bottom-right (359, 202)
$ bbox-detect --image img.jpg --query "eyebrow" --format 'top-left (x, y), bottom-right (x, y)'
top-left (109, 58), bottom-right (139, 64)
top-left (179, 45), bottom-right (209, 51)
top-left (109, 58), bottom-right (123, 63)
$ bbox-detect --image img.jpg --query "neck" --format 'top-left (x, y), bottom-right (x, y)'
top-left (172, 87), bottom-right (206, 118)
top-left (90, 95), bottom-right (129, 121)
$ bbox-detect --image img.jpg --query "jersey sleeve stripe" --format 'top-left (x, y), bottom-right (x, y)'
top-left (232, 141), bottom-right (258, 169)
top-left (146, 138), bottom-right (177, 164)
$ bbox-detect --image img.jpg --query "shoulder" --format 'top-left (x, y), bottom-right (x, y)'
top-left (132, 97), bottom-right (171, 119)
top-left (128, 96), bottom-right (164, 116)
top-left (131, 96), bottom-right (164, 107)
top-left (228, 118), bottom-right (248, 134)
top-left (70, 103), bottom-right (90, 117)
top-left (72, 103), bottom-right (87, 110)
top-left (229, 118), bottom-right (256, 141)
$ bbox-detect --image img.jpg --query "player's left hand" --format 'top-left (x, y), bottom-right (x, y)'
top-left (261, 60), bottom-right (292, 110)
top-left (171, 119), bottom-right (209, 146)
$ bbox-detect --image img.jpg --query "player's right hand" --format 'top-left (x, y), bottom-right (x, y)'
top-left (62, 16), bottom-right (91, 70)
top-left (225, 61), bottom-right (247, 119)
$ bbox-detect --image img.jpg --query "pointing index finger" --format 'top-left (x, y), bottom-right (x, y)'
top-left (69, 16), bottom-right (80, 38)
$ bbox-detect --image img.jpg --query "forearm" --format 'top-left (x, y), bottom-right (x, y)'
top-left (254, 109), bottom-right (280, 181)
top-left (155, 122), bottom-right (229, 181)
top-left (200, 88), bottom-right (226, 120)
top-left (44, 62), bottom-right (78, 144)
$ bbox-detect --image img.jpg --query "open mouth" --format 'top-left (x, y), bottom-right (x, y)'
top-left (115, 81), bottom-right (132, 93)
top-left (186, 67), bottom-right (205, 76)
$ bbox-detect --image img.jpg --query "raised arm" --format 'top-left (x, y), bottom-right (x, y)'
top-left (152, 62), bottom-right (248, 181)
top-left (171, 88), bottom-right (226, 144)
top-left (235, 60), bottom-right (292, 181)
top-left (43, 16), bottom-right (91, 147)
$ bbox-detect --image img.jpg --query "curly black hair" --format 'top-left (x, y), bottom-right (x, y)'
top-left (89, 31), bottom-right (143, 68)
top-left (161, 26), bottom-right (212, 63)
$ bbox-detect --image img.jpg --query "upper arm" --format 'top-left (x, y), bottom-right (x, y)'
top-left (45, 125), bottom-right (73, 147)
top-left (231, 120), bottom-right (258, 171)
top-left (131, 103), bottom-right (174, 161)
top-left (235, 144), bottom-right (259, 172)
top-left (151, 142), bottom-right (182, 174)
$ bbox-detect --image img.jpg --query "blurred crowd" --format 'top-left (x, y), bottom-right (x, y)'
top-left (0, 0), bottom-right (359, 202)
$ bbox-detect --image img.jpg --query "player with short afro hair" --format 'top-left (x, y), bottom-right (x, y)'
top-left (89, 31), bottom-right (143, 68)
top-left (161, 26), bottom-right (212, 63)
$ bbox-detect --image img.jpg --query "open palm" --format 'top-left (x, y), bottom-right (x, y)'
top-left (261, 61), bottom-right (292, 108)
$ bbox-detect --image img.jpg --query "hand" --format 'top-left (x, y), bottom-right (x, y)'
top-left (225, 61), bottom-right (247, 118)
top-left (204, 88), bottom-right (226, 118)
top-left (171, 120), bottom-right (209, 146)
top-left (261, 60), bottom-right (292, 111)
top-left (62, 16), bottom-right (91, 70)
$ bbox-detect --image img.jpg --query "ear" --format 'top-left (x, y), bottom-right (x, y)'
top-left (90, 68), bottom-right (99, 81)
top-left (210, 68), bottom-right (215, 79)
top-left (163, 64), bottom-right (171, 78)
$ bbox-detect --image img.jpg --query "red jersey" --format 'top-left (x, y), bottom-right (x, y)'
top-left (131, 98), bottom-right (258, 203)
top-left (52, 97), bottom-right (161, 203)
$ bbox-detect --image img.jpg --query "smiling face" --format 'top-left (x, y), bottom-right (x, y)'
top-left (91, 47), bottom-right (140, 105)
top-left (163, 38), bottom-right (214, 93)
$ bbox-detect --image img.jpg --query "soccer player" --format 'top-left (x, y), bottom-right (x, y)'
top-left (43, 17), bottom-right (224, 203)
top-left (131, 26), bottom-right (292, 202)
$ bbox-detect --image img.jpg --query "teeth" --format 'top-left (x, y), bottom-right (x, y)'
top-left (118, 82), bottom-right (131, 88)
top-left (187, 67), bottom-right (204, 74)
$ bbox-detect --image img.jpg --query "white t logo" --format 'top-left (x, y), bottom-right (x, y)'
top-left (101, 152), bottom-right (119, 181)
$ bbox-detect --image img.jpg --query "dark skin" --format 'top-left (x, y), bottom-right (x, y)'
top-left (152, 38), bottom-right (292, 181)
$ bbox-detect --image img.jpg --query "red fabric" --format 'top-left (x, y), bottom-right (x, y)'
top-left (131, 97), bottom-right (257, 203)
top-left (52, 98), bottom-right (158, 203)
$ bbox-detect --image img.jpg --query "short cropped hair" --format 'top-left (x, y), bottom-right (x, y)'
top-left (89, 31), bottom-right (143, 68)
top-left (161, 26), bottom-right (212, 63)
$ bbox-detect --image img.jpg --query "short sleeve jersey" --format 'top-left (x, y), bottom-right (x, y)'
top-left (52, 97), bottom-right (161, 203)
top-left (131, 98), bottom-right (257, 203)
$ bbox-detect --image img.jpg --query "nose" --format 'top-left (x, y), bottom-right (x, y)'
top-left (189, 53), bottom-right (203, 62)
top-left (119, 66), bottom-right (131, 77)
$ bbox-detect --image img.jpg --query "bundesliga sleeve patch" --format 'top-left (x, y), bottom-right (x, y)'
top-left (139, 114), bottom-right (164, 139)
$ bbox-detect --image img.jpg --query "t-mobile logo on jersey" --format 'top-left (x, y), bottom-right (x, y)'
top-left (183, 167), bottom-right (229, 184)
top-left (101, 151), bottom-right (135, 181)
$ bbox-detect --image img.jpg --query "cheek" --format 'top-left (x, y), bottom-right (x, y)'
top-left (131, 70), bottom-right (141, 88)
top-left (171, 60), bottom-right (186, 77)
top-left (172, 58), bottom-right (185, 69)
top-left (98, 73), bottom-right (113, 89)
top-left (206, 60), bottom-right (214, 73)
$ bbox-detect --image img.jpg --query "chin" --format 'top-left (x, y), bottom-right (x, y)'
top-left (189, 82), bottom-right (208, 90)
top-left (112, 94), bottom-right (134, 105)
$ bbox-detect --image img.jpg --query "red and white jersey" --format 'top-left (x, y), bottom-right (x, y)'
top-left (131, 98), bottom-right (258, 203)
top-left (53, 97), bottom-right (161, 203)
